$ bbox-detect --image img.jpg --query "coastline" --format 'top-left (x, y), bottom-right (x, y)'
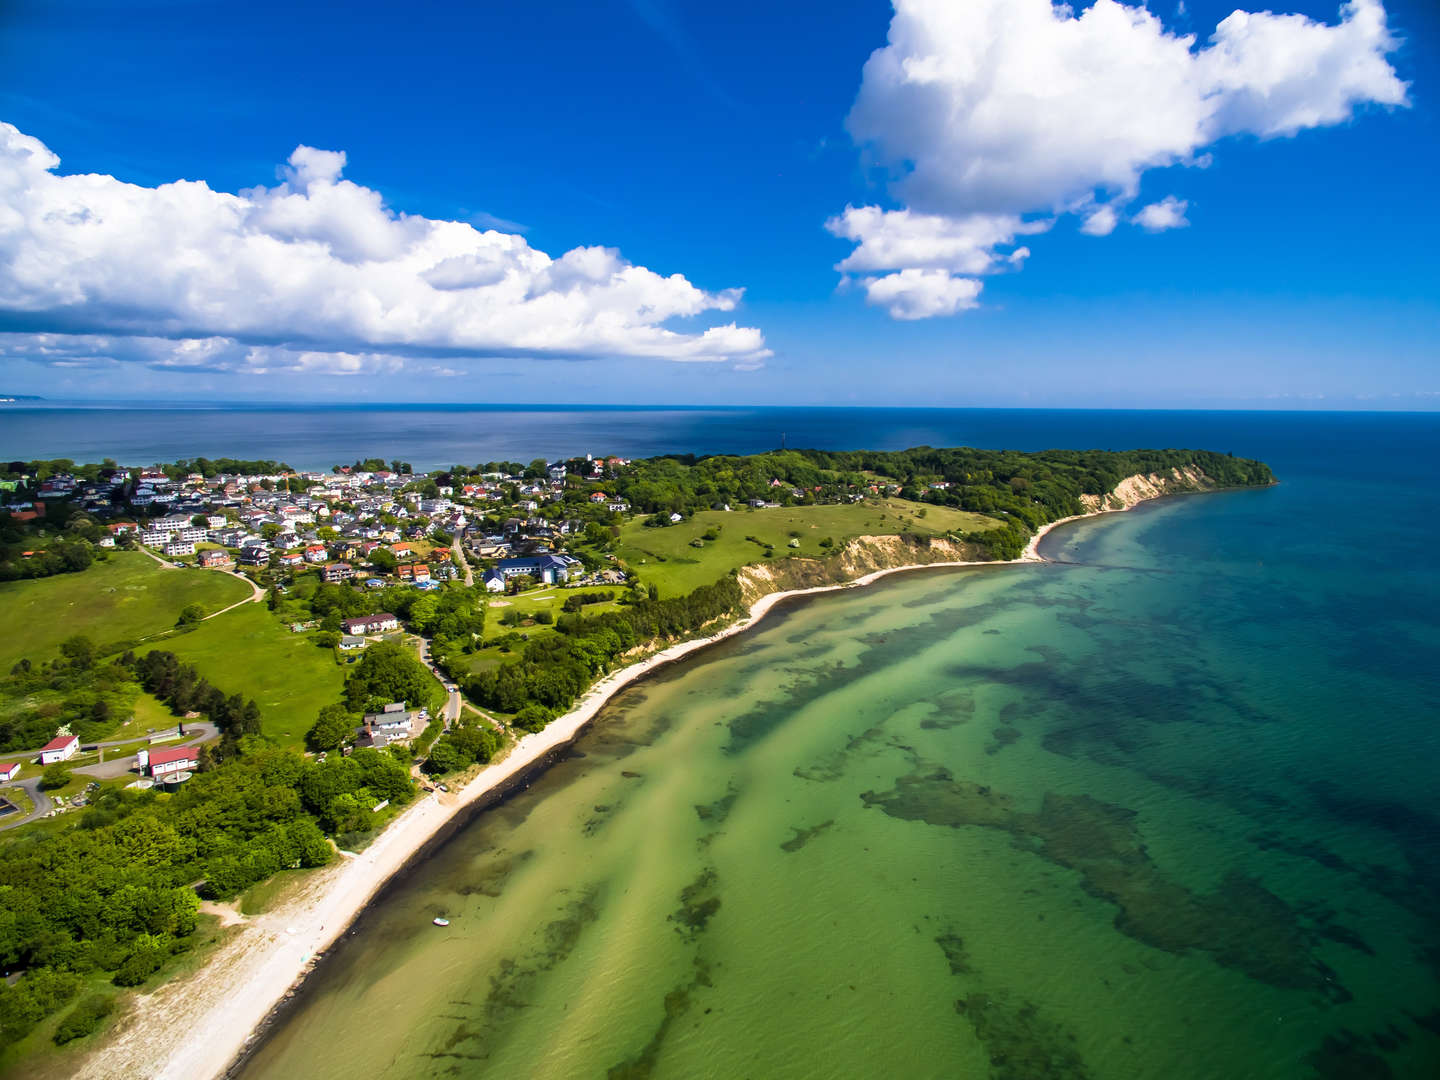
top-left (79, 485), bottom-right (1180, 1080)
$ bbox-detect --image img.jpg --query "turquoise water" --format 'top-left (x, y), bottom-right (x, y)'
top-left (234, 414), bottom-right (1439, 1079)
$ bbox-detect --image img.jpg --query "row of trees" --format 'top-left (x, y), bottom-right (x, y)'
top-left (129, 650), bottom-right (262, 755)
top-left (465, 577), bottom-right (743, 718)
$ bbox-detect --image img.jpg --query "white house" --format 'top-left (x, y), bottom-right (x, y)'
top-left (40, 734), bottom-right (79, 764)
top-left (137, 746), bottom-right (199, 779)
top-left (342, 612), bottom-right (400, 635)
top-left (0, 762), bottom-right (20, 782)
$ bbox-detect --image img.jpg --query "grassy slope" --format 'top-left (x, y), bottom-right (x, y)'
top-left (613, 498), bottom-right (999, 595)
top-left (144, 604), bottom-right (344, 751)
top-left (0, 553), bottom-right (252, 670)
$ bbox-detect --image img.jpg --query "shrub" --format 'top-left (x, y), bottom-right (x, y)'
top-left (52, 995), bottom-right (114, 1045)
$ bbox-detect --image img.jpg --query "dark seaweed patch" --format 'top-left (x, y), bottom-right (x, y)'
top-left (455, 849), bottom-right (533, 899)
top-left (695, 787), bottom-right (739, 824)
top-left (425, 888), bottom-right (602, 1062)
top-left (670, 868), bottom-right (722, 939)
top-left (863, 766), bottom-right (1343, 995)
top-left (606, 956), bottom-right (715, 1079)
top-left (935, 932), bottom-right (974, 976)
top-left (780, 819), bottom-right (834, 853)
top-left (954, 992), bottom-right (1092, 1080)
top-left (1304, 1030), bottom-right (1395, 1080)
top-left (986, 725), bottom-right (1022, 755)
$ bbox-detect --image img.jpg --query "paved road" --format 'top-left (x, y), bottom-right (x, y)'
top-left (0, 778), bottom-right (53, 830)
top-left (451, 536), bottom-right (474, 587)
top-left (413, 636), bottom-right (461, 725)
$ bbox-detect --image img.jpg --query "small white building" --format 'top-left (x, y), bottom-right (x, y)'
top-left (137, 746), bottom-right (200, 779)
top-left (0, 762), bottom-right (20, 782)
top-left (40, 735), bottom-right (79, 764)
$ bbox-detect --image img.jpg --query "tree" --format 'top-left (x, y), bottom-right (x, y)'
top-left (343, 641), bottom-right (433, 712)
top-left (306, 704), bottom-right (353, 753)
top-left (40, 763), bottom-right (71, 790)
top-left (60, 635), bottom-right (95, 670)
top-left (176, 603), bottom-right (206, 628)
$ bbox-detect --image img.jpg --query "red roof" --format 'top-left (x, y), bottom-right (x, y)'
top-left (41, 735), bottom-right (78, 752)
top-left (149, 746), bottom-right (199, 767)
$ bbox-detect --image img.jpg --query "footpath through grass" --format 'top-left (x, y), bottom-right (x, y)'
top-left (613, 498), bottom-right (1000, 595)
top-left (0, 553), bottom-right (252, 670)
top-left (143, 604), bottom-right (344, 751)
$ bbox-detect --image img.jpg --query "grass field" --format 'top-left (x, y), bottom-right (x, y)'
top-left (0, 552), bottom-right (253, 671)
top-left (613, 498), bottom-right (1000, 595)
top-left (144, 604), bottom-right (345, 751)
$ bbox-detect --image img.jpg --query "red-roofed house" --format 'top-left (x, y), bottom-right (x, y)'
top-left (40, 735), bottom-right (79, 764)
top-left (138, 746), bottom-right (200, 779)
top-left (0, 762), bottom-right (20, 782)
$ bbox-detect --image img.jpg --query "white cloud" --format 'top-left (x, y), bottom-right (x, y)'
top-left (862, 269), bottom-right (983, 320)
top-left (1133, 196), bottom-right (1190, 232)
top-left (0, 123), bottom-right (770, 373)
top-left (835, 0), bottom-right (1407, 316)
top-left (826, 205), bottom-right (1045, 275)
top-left (1080, 205), bottom-right (1119, 237)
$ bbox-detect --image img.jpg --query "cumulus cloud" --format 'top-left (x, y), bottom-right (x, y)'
top-left (1079, 205), bottom-right (1120, 237)
top-left (0, 123), bottom-right (769, 373)
top-left (833, 0), bottom-right (1407, 317)
top-left (1133, 196), bottom-right (1191, 232)
top-left (862, 269), bottom-right (983, 320)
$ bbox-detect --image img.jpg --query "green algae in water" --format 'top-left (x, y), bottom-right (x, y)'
top-left (236, 497), bottom-right (1440, 1080)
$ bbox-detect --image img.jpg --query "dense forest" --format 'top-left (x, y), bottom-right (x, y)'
top-left (0, 736), bottom-right (414, 1050)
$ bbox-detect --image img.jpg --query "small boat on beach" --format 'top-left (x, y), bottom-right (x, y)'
top-left (433, 917), bottom-right (450, 927)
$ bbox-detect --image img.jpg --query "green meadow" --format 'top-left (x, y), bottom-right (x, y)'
top-left (613, 497), bottom-right (999, 595)
top-left (144, 604), bottom-right (345, 750)
top-left (0, 552), bottom-right (252, 670)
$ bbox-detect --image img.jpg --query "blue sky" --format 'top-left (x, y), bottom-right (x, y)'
top-left (0, 0), bottom-right (1435, 408)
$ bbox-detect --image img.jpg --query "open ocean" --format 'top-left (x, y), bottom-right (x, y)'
top-left (13, 404), bottom-right (1438, 1078)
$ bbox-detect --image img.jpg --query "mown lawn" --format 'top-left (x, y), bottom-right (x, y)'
top-left (613, 498), bottom-right (1000, 595)
top-left (0, 552), bottom-right (252, 670)
top-left (144, 604), bottom-right (345, 751)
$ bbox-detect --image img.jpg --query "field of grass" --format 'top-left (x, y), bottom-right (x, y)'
top-left (144, 604), bottom-right (345, 751)
top-left (0, 552), bottom-right (253, 670)
top-left (613, 498), bottom-right (1000, 595)
top-left (103, 691), bottom-right (180, 741)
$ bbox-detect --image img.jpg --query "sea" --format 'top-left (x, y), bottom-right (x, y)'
top-left (12, 404), bottom-right (1440, 1078)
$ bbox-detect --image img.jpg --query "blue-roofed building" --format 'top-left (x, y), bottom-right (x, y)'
top-left (496, 555), bottom-right (571, 585)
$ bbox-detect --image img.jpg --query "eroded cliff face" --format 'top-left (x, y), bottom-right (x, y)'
top-left (735, 534), bottom-right (981, 605)
top-left (734, 466), bottom-right (1226, 607)
top-left (1077, 465), bottom-right (1213, 513)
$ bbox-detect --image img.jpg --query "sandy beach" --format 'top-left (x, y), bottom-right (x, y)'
top-left (75, 486), bottom-right (1165, 1080)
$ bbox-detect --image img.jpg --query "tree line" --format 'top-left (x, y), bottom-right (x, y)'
top-left (464, 576), bottom-right (742, 721)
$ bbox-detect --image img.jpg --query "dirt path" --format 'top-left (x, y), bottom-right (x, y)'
top-left (136, 544), bottom-right (263, 619)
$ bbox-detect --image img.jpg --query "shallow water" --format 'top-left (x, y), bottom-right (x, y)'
top-left (237, 423), bottom-right (1440, 1079)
